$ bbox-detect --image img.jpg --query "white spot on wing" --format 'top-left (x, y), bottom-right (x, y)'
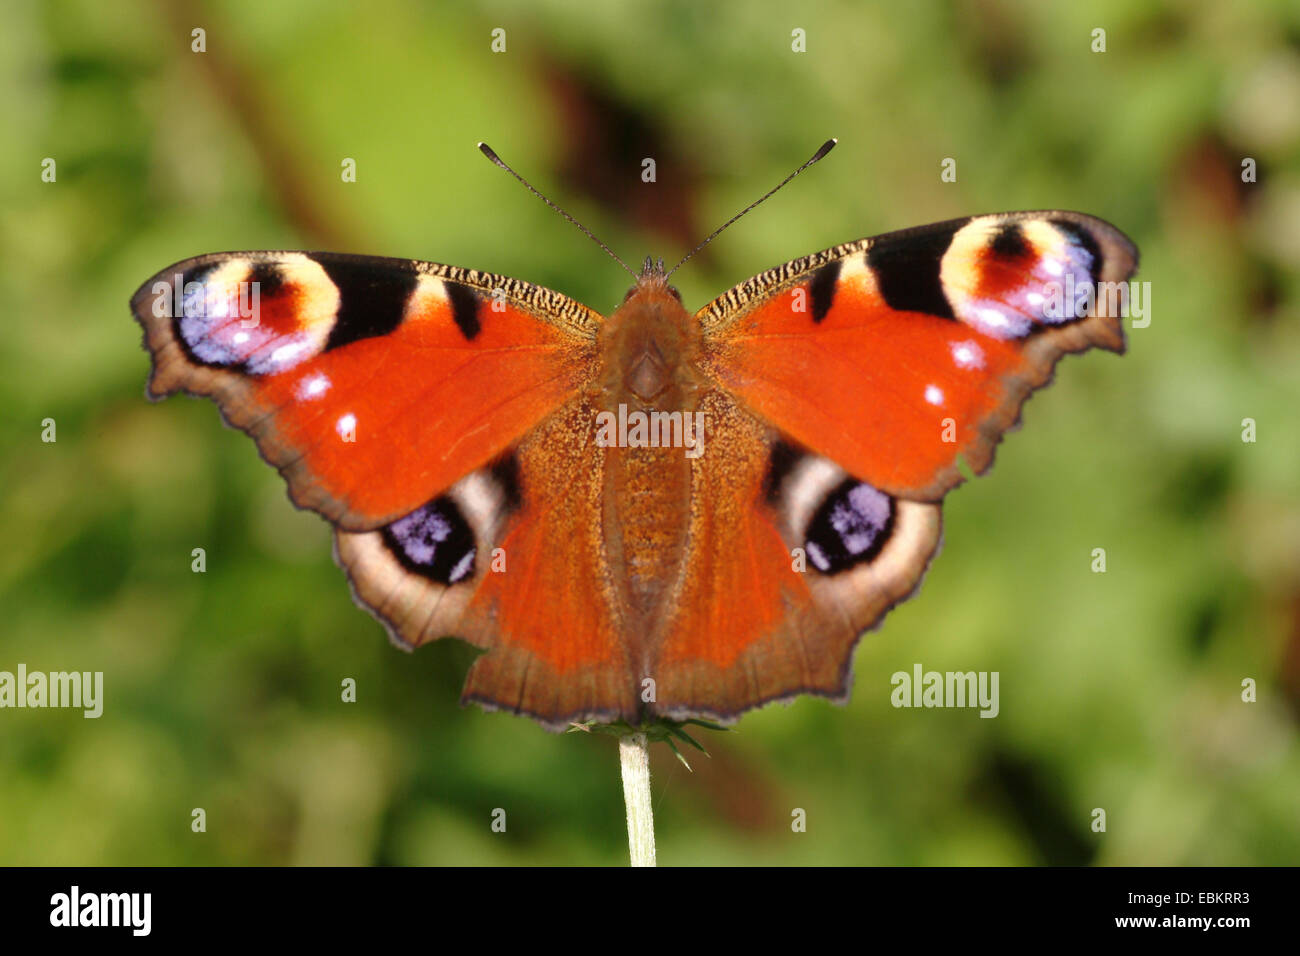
top-left (448, 550), bottom-right (475, 584)
top-left (269, 340), bottom-right (310, 367)
top-left (967, 303), bottom-right (1031, 339)
top-left (951, 340), bottom-right (984, 369)
top-left (979, 307), bottom-right (1009, 329)
top-left (924, 385), bottom-right (944, 406)
top-left (807, 541), bottom-right (830, 572)
top-left (297, 373), bottom-right (331, 400)
top-left (336, 413), bottom-right (357, 438)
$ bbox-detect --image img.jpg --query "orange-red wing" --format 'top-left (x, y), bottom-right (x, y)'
top-left (699, 212), bottom-right (1139, 500)
top-left (131, 251), bottom-right (599, 530)
top-left (334, 395), bottom-right (639, 728)
top-left (646, 392), bottom-right (943, 722)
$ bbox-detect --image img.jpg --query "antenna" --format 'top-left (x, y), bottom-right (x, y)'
top-left (477, 142), bottom-right (638, 281)
top-left (666, 138), bottom-right (837, 279)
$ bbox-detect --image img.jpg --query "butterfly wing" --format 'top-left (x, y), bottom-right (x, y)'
top-left (698, 212), bottom-right (1139, 499)
top-left (132, 252), bottom-right (600, 529)
top-left (133, 253), bottom-right (638, 725)
top-left (645, 390), bottom-right (943, 723)
top-left (334, 393), bottom-right (638, 726)
top-left (645, 212), bottom-right (1138, 720)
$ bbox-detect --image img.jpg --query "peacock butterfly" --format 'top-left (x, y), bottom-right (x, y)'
top-left (130, 141), bottom-right (1138, 730)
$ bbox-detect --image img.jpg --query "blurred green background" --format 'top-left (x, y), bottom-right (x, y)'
top-left (2, 0), bottom-right (1298, 865)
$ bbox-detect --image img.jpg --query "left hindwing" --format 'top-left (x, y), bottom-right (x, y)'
top-left (698, 211), bottom-right (1139, 500)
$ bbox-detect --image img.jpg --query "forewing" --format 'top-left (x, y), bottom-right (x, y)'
top-left (132, 251), bottom-right (599, 529)
top-left (698, 212), bottom-right (1139, 500)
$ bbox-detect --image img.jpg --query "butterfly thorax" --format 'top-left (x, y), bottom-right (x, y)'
top-left (598, 281), bottom-right (701, 403)
top-left (595, 282), bottom-right (705, 626)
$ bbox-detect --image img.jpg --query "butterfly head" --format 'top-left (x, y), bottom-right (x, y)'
top-left (628, 255), bottom-right (682, 303)
top-left (601, 255), bottom-right (700, 405)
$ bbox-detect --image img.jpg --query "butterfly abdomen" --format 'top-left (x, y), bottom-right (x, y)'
top-left (597, 284), bottom-right (705, 628)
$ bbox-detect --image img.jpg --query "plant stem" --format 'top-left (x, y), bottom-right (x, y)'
top-left (619, 732), bottom-right (656, 866)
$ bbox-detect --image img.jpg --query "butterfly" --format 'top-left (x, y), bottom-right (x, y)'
top-left (131, 141), bottom-right (1138, 731)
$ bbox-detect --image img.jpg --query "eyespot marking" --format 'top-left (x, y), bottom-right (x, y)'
top-left (804, 479), bottom-right (896, 575)
top-left (382, 497), bottom-right (478, 585)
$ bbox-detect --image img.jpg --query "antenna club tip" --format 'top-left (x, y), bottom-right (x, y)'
top-left (477, 142), bottom-right (503, 164)
top-left (813, 138), bottom-right (838, 161)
